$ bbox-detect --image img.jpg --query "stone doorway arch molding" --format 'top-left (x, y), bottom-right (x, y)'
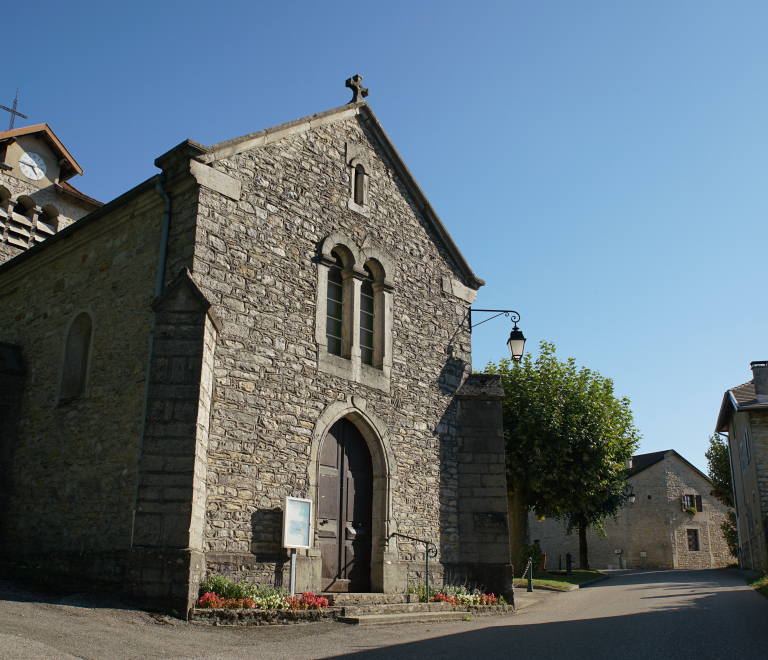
top-left (304, 395), bottom-right (404, 593)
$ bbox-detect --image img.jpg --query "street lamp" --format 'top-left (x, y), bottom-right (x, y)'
top-left (507, 321), bottom-right (526, 362)
top-left (468, 309), bottom-right (526, 363)
top-left (628, 492), bottom-right (636, 504)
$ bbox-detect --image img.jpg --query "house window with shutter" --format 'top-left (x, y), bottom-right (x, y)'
top-left (682, 494), bottom-right (696, 510)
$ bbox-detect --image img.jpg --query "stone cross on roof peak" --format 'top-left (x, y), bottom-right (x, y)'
top-left (346, 75), bottom-right (369, 104)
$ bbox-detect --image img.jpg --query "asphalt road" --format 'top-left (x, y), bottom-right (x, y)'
top-left (1, 569), bottom-right (766, 660)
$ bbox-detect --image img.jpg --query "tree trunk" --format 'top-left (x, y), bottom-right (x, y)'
top-left (507, 489), bottom-right (529, 574)
top-left (578, 516), bottom-right (589, 570)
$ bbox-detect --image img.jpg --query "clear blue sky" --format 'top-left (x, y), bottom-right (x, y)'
top-left (7, 1), bottom-right (768, 472)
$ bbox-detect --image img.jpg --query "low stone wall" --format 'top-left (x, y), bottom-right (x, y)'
top-left (189, 603), bottom-right (512, 625)
top-left (189, 607), bottom-right (341, 626)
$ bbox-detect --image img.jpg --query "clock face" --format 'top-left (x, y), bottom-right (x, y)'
top-left (19, 152), bottom-right (46, 181)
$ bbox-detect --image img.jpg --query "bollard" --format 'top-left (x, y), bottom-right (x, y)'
top-left (527, 557), bottom-right (533, 592)
top-left (566, 552), bottom-right (572, 575)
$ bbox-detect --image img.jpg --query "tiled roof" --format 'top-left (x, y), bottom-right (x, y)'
top-left (56, 181), bottom-right (102, 207)
top-left (629, 449), bottom-right (711, 484)
top-left (630, 450), bottom-right (669, 474)
top-left (715, 378), bottom-right (768, 433)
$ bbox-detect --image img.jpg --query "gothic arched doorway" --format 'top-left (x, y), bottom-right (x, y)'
top-left (317, 418), bottom-right (373, 592)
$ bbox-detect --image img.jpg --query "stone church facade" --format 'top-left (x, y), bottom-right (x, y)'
top-left (0, 81), bottom-right (512, 615)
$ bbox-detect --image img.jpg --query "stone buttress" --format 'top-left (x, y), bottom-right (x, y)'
top-left (125, 269), bottom-right (220, 615)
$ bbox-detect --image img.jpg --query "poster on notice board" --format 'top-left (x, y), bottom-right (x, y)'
top-left (283, 496), bottom-right (312, 549)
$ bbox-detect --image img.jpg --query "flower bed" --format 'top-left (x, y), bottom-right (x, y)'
top-left (411, 582), bottom-right (506, 606)
top-left (196, 590), bottom-right (329, 611)
top-left (431, 591), bottom-right (499, 606)
top-left (195, 572), bottom-right (329, 612)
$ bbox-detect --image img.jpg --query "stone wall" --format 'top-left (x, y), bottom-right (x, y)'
top-left (0, 179), bottom-right (168, 585)
top-left (746, 410), bottom-right (768, 571)
top-left (0, 343), bottom-right (25, 546)
top-left (528, 453), bottom-right (735, 570)
top-left (182, 109), bottom-right (480, 588)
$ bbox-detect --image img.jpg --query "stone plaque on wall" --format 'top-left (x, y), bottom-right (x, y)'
top-left (474, 512), bottom-right (507, 528)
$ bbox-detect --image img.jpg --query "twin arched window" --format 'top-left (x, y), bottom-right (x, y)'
top-left (60, 312), bottom-right (93, 399)
top-left (324, 248), bottom-right (382, 367)
top-left (318, 236), bottom-right (393, 386)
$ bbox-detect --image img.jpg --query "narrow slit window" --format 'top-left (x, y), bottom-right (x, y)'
top-left (326, 253), bottom-right (344, 356)
top-left (354, 164), bottom-right (365, 205)
top-left (360, 266), bottom-right (374, 366)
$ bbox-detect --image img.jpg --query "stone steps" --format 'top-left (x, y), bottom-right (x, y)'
top-left (339, 602), bottom-right (455, 616)
top-left (322, 593), bottom-right (413, 606)
top-left (321, 593), bottom-right (513, 622)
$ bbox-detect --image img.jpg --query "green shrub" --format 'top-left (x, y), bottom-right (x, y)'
top-left (199, 572), bottom-right (289, 603)
top-left (521, 544), bottom-right (543, 573)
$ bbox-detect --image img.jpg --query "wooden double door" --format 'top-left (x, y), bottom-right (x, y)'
top-left (317, 418), bottom-right (373, 592)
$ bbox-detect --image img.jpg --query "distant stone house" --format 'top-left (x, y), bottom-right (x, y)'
top-left (715, 361), bottom-right (768, 571)
top-left (0, 79), bottom-right (514, 615)
top-left (528, 450), bottom-right (735, 570)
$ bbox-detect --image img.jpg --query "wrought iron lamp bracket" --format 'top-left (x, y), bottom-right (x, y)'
top-left (467, 308), bottom-right (521, 333)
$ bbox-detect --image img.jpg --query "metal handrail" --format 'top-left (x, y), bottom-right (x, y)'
top-left (389, 533), bottom-right (438, 601)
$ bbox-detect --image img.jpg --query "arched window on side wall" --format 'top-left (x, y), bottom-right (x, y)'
top-left (60, 312), bottom-right (93, 398)
top-left (326, 251), bottom-right (345, 357)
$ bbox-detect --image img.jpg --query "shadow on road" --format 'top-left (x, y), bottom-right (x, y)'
top-left (0, 579), bottom-right (140, 612)
top-left (320, 570), bottom-right (768, 660)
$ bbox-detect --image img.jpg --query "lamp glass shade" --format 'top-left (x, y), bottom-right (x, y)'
top-left (628, 493), bottom-right (636, 504)
top-left (507, 327), bottom-right (526, 362)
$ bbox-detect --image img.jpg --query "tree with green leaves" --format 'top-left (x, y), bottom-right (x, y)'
top-left (705, 434), bottom-right (739, 560)
top-left (486, 341), bottom-right (641, 569)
